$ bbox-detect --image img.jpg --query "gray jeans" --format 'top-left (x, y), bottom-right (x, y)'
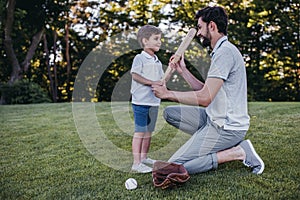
top-left (164, 105), bottom-right (246, 174)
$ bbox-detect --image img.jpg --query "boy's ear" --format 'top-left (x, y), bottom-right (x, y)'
top-left (142, 38), bottom-right (148, 46)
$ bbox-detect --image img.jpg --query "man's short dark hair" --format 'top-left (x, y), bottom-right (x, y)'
top-left (196, 6), bottom-right (228, 35)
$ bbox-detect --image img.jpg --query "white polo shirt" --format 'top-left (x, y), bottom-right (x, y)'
top-left (130, 51), bottom-right (164, 106)
top-left (206, 36), bottom-right (250, 130)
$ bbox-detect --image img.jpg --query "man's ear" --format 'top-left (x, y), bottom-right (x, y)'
top-left (210, 21), bottom-right (217, 31)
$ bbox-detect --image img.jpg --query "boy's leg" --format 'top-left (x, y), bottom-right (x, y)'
top-left (141, 106), bottom-right (158, 161)
top-left (140, 132), bottom-right (151, 161)
top-left (132, 104), bottom-right (149, 164)
top-left (131, 104), bottom-right (153, 173)
top-left (131, 132), bottom-right (152, 173)
top-left (132, 132), bottom-right (144, 165)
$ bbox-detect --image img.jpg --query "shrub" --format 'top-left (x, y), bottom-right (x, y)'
top-left (0, 79), bottom-right (52, 104)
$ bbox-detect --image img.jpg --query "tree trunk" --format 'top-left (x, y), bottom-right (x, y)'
top-left (65, 23), bottom-right (71, 100)
top-left (52, 30), bottom-right (58, 103)
top-left (43, 34), bottom-right (56, 102)
top-left (2, 0), bottom-right (45, 104)
top-left (3, 0), bottom-right (21, 85)
top-left (21, 29), bottom-right (44, 72)
top-left (65, 23), bottom-right (71, 79)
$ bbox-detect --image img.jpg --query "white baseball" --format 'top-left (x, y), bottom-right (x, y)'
top-left (125, 178), bottom-right (138, 190)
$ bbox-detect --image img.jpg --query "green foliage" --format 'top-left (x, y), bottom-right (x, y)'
top-left (0, 102), bottom-right (299, 199)
top-left (1, 0), bottom-right (299, 102)
top-left (0, 79), bottom-right (51, 104)
top-left (221, 0), bottom-right (300, 101)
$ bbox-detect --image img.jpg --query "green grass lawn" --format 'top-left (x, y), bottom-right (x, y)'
top-left (1, 102), bottom-right (299, 199)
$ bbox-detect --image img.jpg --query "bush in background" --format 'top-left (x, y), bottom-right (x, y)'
top-left (0, 79), bottom-right (52, 104)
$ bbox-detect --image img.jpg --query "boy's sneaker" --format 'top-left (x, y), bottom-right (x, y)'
top-left (131, 163), bottom-right (152, 173)
top-left (240, 139), bottom-right (265, 174)
top-left (141, 158), bottom-right (156, 165)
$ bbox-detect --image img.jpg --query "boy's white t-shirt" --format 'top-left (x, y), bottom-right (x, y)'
top-left (206, 36), bottom-right (250, 131)
top-left (130, 51), bottom-right (164, 106)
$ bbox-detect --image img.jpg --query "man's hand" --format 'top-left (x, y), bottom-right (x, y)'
top-left (152, 82), bottom-right (169, 99)
top-left (169, 54), bottom-right (187, 75)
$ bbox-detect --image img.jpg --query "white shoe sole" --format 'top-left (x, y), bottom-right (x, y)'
top-left (244, 140), bottom-right (265, 174)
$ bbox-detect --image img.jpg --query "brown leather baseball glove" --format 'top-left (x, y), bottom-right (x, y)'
top-left (152, 160), bottom-right (190, 189)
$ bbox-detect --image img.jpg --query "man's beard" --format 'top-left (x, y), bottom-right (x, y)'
top-left (200, 36), bottom-right (211, 48)
top-left (200, 28), bottom-right (211, 48)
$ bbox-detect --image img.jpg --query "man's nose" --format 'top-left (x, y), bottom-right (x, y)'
top-left (196, 29), bottom-right (202, 37)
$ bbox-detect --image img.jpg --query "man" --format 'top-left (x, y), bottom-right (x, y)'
top-left (152, 6), bottom-right (264, 175)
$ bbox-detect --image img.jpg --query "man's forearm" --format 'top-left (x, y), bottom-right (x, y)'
top-left (181, 68), bottom-right (204, 91)
top-left (152, 78), bottom-right (221, 107)
top-left (165, 90), bottom-right (210, 107)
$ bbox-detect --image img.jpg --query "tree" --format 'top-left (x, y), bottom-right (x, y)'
top-left (235, 0), bottom-right (300, 101)
top-left (3, 0), bottom-right (44, 84)
top-left (1, 0), bottom-right (299, 103)
top-left (1, 0), bottom-right (69, 103)
top-left (1, 0), bottom-right (96, 103)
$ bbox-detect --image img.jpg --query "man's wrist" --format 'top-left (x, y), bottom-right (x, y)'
top-left (181, 66), bottom-right (188, 74)
top-left (164, 90), bottom-right (176, 101)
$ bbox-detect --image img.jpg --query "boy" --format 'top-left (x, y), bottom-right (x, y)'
top-left (130, 25), bottom-right (164, 173)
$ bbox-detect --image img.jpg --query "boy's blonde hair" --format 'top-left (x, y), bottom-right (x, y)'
top-left (137, 25), bottom-right (162, 48)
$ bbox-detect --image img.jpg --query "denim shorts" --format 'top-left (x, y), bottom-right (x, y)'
top-left (132, 104), bottom-right (159, 133)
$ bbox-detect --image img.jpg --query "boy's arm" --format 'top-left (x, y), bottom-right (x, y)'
top-left (132, 73), bottom-right (162, 86)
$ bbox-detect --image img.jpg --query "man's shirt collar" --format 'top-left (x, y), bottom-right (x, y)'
top-left (210, 36), bottom-right (228, 57)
